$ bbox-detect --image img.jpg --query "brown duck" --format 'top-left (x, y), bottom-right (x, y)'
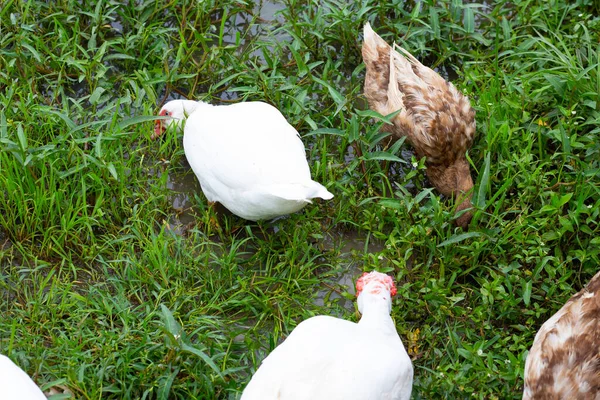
top-left (362, 23), bottom-right (476, 228)
top-left (523, 270), bottom-right (600, 399)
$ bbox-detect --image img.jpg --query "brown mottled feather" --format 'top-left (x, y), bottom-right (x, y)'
top-left (362, 23), bottom-right (476, 228)
top-left (523, 271), bottom-right (600, 400)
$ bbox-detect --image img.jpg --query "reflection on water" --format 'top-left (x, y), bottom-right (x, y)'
top-left (109, 19), bottom-right (123, 34)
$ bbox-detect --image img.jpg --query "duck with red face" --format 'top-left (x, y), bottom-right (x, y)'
top-left (153, 99), bottom-right (333, 221)
top-left (241, 271), bottom-right (413, 400)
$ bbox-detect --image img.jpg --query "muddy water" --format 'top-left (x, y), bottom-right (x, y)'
top-left (220, 0), bottom-right (289, 66)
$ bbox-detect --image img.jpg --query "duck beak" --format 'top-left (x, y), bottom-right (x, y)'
top-left (152, 109), bottom-right (168, 140)
top-left (152, 120), bottom-right (164, 140)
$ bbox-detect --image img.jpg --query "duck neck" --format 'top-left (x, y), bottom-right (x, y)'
top-left (358, 296), bottom-right (396, 333)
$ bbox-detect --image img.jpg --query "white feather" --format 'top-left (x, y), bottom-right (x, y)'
top-left (241, 272), bottom-right (413, 400)
top-left (159, 100), bottom-right (333, 221)
top-left (0, 354), bottom-right (46, 400)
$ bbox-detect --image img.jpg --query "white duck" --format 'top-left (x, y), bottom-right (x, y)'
top-left (0, 354), bottom-right (46, 399)
top-left (241, 271), bottom-right (414, 400)
top-left (523, 270), bottom-right (600, 399)
top-left (153, 100), bottom-right (333, 221)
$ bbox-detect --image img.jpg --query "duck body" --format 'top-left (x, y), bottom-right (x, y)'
top-left (0, 354), bottom-right (46, 400)
top-left (241, 271), bottom-right (413, 400)
top-left (155, 100), bottom-right (333, 221)
top-left (362, 23), bottom-right (476, 228)
top-left (523, 270), bottom-right (600, 399)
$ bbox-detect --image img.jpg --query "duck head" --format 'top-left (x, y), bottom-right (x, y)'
top-left (153, 100), bottom-right (200, 139)
top-left (426, 157), bottom-right (474, 228)
top-left (356, 271), bottom-right (398, 315)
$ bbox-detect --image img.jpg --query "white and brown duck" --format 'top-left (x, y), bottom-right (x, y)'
top-left (362, 23), bottom-right (476, 228)
top-left (523, 270), bottom-right (600, 399)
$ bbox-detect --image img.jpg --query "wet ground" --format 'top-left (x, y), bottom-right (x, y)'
top-left (32, 0), bottom-right (487, 307)
top-left (164, 156), bottom-right (386, 311)
top-left (156, 0), bottom-right (475, 302)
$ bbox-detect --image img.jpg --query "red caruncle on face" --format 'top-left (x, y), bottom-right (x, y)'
top-left (356, 272), bottom-right (398, 297)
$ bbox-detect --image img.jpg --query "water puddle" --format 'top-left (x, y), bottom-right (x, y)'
top-left (165, 158), bottom-right (201, 235)
top-left (161, 159), bottom-right (387, 315)
top-left (226, 229), bottom-right (388, 370)
top-left (222, 0), bottom-right (286, 44)
top-left (423, 55), bottom-right (459, 82)
top-left (314, 231), bottom-right (385, 313)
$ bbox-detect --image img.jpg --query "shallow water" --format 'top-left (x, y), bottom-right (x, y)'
top-left (314, 231), bottom-right (385, 313)
top-left (223, 0), bottom-right (286, 43)
top-left (164, 156), bottom-right (386, 313)
top-left (165, 159), bottom-right (202, 234)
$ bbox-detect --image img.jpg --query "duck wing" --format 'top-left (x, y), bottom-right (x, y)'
top-left (184, 101), bottom-right (314, 194)
top-left (362, 23), bottom-right (475, 167)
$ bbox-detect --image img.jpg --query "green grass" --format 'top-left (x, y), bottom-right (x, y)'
top-left (1, 0), bottom-right (599, 398)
